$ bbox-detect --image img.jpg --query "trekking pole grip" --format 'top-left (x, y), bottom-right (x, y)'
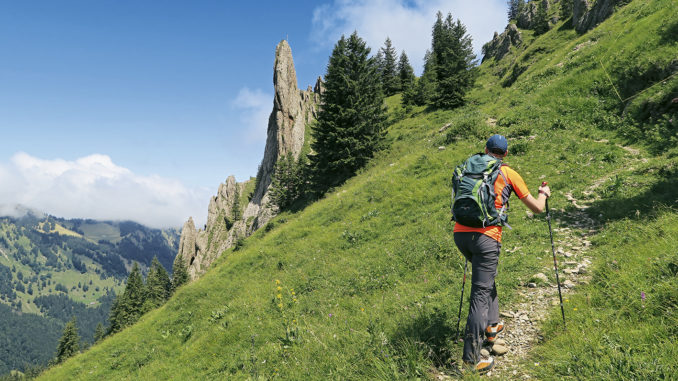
top-left (541, 181), bottom-right (550, 214)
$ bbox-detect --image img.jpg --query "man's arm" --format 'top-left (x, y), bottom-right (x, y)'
top-left (520, 184), bottom-right (551, 213)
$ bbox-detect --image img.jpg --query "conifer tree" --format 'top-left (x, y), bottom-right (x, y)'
top-left (379, 37), bottom-right (400, 96)
top-left (93, 322), bottom-right (105, 343)
top-left (55, 317), bottom-right (80, 364)
top-left (432, 13), bottom-right (477, 109)
top-left (560, 0), bottom-right (573, 20)
top-left (508, 0), bottom-right (526, 21)
top-left (171, 254), bottom-right (189, 293)
top-left (398, 51), bottom-right (416, 106)
top-left (534, 0), bottom-right (550, 35)
top-left (107, 262), bottom-right (145, 333)
top-left (413, 50), bottom-right (437, 106)
top-left (144, 256), bottom-right (171, 311)
top-left (309, 32), bottom-right (387, 195)
top-left (270, 152), bottom-right (306, 210)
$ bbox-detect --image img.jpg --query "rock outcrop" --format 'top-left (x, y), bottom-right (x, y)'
top-left (574, 0), bottom-right (621, 33)
top-left (174, 40), bottom-right (322, 280)
top-left (517, 1), bottom-right (539, 29)
top-left (482, 24), bottom-right (523, 63)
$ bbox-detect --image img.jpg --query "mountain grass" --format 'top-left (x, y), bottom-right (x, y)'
top-left (38, 0), bottom-right (677, 379)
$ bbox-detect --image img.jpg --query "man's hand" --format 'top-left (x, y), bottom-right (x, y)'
top-left (538, 182), bottom-right (551, 198)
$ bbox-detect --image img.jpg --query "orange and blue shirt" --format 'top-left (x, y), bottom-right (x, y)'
top-left (453, 165), bottom-right (530, 243)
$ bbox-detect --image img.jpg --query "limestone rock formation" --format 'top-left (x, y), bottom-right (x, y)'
top-left (482, 24), bottom-right (523, 63)
top-left (242, 40), bottom-right (321, 235)
top-left (174, 40), bottom-right (322, 280)
top-left (574, 0), bottom-right (620, 33)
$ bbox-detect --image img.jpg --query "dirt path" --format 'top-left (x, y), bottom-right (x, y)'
top-left (487, 207), bottom-right (596, 379)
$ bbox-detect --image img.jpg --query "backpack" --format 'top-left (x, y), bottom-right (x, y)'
top-left (451, 153), bottom-right (510, 228)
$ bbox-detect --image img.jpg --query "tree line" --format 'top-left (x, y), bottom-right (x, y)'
top-left (270, 11), bottom-right (477, 209)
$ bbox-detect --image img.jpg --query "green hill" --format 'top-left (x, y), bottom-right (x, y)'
top-left (39, 0), bottom-right (677, 379)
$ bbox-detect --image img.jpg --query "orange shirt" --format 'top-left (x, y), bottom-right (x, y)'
top-left (453, 165), bottom-right (530, 242)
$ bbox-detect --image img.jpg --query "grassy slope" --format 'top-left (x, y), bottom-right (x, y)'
top-left (41, 0), bottom-right (677, 379)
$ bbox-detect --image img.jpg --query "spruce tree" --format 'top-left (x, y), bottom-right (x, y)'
top-left (398, 51), bottom-right (416, 107)
top-left (270, 152), bottom-right (306, 210)
top-left (145, 256), bottom-right (171, 311)
top-left (534, 0), bottom-right (550, 35)
top-left (107, 263), bottom-right (145, 333)
top-left (309, 32), bottom-right (387, 195)
top-left (55, 317), bottom-right (80, 364)
top-left (171, 254), bottom-right (189, 293)
top-left (379, 37), bottom-right (400, 96)
top-left (93, 322), bottom-right (105, 343)
top-left (560, 0), bottom-right (573, 21)
top-left (413, 50), bottom-right (437, 106)
top-left (432, 13), bottom-right (477, 109)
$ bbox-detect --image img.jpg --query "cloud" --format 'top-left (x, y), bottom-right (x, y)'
top-left (311, 0), bottom-right (507, 73)
top-left (0, 152), bottom-right (211, 229)
top-left (232, 87), bottom-right (272, 143)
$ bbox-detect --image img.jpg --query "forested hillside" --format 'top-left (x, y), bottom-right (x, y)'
top-left (0, 211), bottom-right (179, 376)
top-left (39, 0), bottom-right (677, 379)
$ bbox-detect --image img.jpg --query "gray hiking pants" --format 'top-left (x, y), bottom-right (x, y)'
top-left (454, 232), bottom-right (501, 363)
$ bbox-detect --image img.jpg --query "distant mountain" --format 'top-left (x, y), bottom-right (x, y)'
top-left (0, 211), bottom-right (179, 375)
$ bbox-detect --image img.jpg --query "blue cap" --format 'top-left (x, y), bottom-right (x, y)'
top-left (486, 134), bottom-right (508, 153)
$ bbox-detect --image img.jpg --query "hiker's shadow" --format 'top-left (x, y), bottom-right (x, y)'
top-left (573, 174), bottom-right (678, 223)
top-left (389, 308), bottom-right (462, 372)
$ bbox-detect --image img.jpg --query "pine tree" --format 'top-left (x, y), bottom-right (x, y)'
top-left (379, 37), bottom-right (400, 96)
top-left (93, 322), bottom-right (105, 343)
top-left (309, 32), bottom-right (387, 195)
top-left (171, 254), bottom-right (189, 293)
top-left (534, 0), bottom-right (550, 35)
top-left (144, 256), bottom-right (171, 311)
top-left (55, 317), bottom-right (80, 364)
top-left (398, 51), bottom-right (416, 107)
top-left (432, 13), bottom-right (477, 109)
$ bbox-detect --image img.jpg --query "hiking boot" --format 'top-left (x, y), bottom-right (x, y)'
top-left (463, 356), bottom-right (495, 374)
top-left (485, 323), bottom-right (504, 338)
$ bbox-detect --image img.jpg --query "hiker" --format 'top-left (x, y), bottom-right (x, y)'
top-left (452, 134), bottom-right (551, 373)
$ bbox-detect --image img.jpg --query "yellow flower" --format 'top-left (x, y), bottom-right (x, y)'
top-left (291, 291), bottom-right (295, 295)
top-left (278, 303), bottom-right (283, 309)
top-left (277, 293), bottom-right (282, 299)
top-left (573, 307), bottom-right (578, 311)
top-left (275, 279), bottom-right (281, 285)
top-left (293, 298), bottom-right (298, 303)
top-left (361, 307), bottom-right (365, 312)
top-left (277, 286), bottom-right (282, 291)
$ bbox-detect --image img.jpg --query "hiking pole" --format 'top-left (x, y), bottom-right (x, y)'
top-left (456, 259), bottom-right (469, 341)
top-left (543, 181), bottom-right (566, 330)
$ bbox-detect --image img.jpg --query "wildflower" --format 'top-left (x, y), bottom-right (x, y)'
top-left (291, 291), bottom-right (295, 295)
top-left (641, 291), bottom-right (646, 301)
top-left (278, 303), bottom-right (283, 309)
top-left (277, 286), bottom-right (282, 291)
top-left (277, 293), bottom-right (282, 299)
top-left (329, 313), bottom-right (333, 317)
top-left (276, 279), bottom-right (281, 285)
top-left (573, 308), bottom-right (578, 311)
top-left (293, 298), bottom-right (297, 302)
top-left (361, 307), bottom-right (365, 312)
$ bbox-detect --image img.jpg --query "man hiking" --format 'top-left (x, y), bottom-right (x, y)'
top-left (451, 134), bottom-right (551, 373)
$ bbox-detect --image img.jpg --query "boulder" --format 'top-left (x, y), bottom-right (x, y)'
top-left (492, 344), bottom-right (509, 356)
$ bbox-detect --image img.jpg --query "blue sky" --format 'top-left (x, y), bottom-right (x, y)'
top-left (0, 0), bottom-right (507, 227)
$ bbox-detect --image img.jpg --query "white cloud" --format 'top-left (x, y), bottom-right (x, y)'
top-left (232, 87), bottom-right (272, 143)
top-left (311, 0), bottom-right (508, 74)
top-left (0, 152), bottom-right (211, 229)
